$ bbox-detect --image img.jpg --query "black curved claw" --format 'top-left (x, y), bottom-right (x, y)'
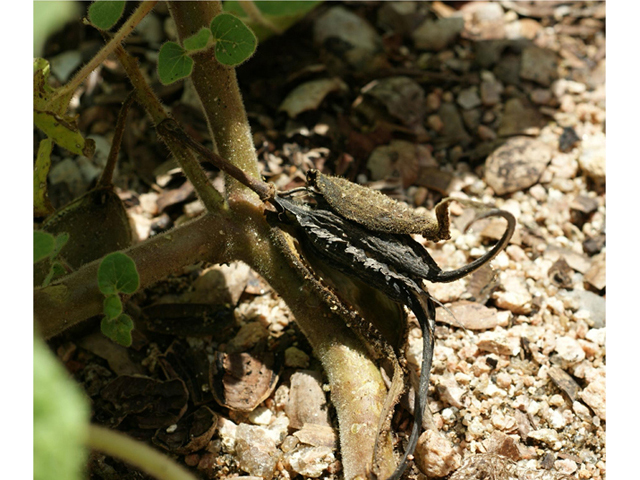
top-left (434, 209), bottom-right (515, 283)
top-left (385, 292), bottom-right (435, 480)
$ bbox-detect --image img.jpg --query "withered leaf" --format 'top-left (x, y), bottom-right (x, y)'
top-left (210, 350), bottom-right (281, 412)
top-left (100, 375), bottom-right (189, 429)
top-left (158, 340), bottom-right (213, 406)
top-left (153, 406), bottom-right (218, 454)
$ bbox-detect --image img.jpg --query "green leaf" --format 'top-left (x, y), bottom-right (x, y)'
top-left (42, 261), bottom-right (67, 287)
top-left (97, 252), bottom-right (140, 295)
top-left (103, 294), bottom-right (123, 320)
top-left (51, 232), bottom-right (70, 259)
top-left (88, 1), bottom-right (126, 30)
top-left (34, 337), bottom-right (89, 480)
top-left (101, 314), bottom-right (134, 347)
top-left (34, 139), bottom-right (55, 217)
top-left (35, 231), bottom-right (56, 263)
top-left (157, 41), bottom-right (193, 85)
top-left (223, 1), bottom-right (321, 41)
top-left (183, 26), bottom-right (212, 52)
top-left (210, 13), bottom-right (257, 66)
top-left (34, 110), bottom-right (96, 157)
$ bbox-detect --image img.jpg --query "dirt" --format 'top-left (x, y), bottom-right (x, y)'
top-left (39, 2), bottom-right (605, 480)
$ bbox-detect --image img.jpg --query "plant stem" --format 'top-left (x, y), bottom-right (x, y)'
top-left (157, 118), bottom-right (275, 201)
top-left (98, 91), bottom-right (135, 187)
top-left (46, 0), bottom-right (158, 110)
top-left (87, 424), bottom-right (198, 480)
top-left (167, 1), bottom-right (262, 205)
top-left (112, 43), bottom-right (225, 213)
top-left (34, 214), bottom-right (231, 339)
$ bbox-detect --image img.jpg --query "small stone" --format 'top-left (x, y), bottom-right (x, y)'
top-left (436, 102), bottom-right (472, 148)
top-left (477, 329), bottom-right (520, 357)
top-left (484, 136), bottom-right (553, 195)
top-left (436, 372), bottom-right (465, 408)
top-left (247, 406), bottom-right (273, 426)
top-left (415, 429), bottom-right (461, 477)
top-left (235, 424), bottom-right (280, 479)
top-left (555, 458), bottom-right (579, 475)
top-left (579, 376), bottom-right (606, 420)
top-left (216, 417), bottom-right (238, 453)
top-left (584, 252), bottom-right (605, 291)
top-left (585, 328), bottom-right (605, 346)
top-left (572, 401), bottom-right (592, 421)
top-left (547, 367), bottom-right (580, 402)
top-left (553, 336), bottom-right (586, 367)
top-left (284, 347), bottom-right (310, 369)
top-left (496, 372), bottom-right (513, 389)
top-left (530, 88), bottom-right (553, 105)
top-left (436, 301), bottom-right (508, 330)
top-left (293, 424), bottom-right (338, 449)
top-left (426, 92), bottom-right (441, 112)
top-left (520, 45), bottom-right (558, 86)
top-left (579, 133), bottom-right (606, 187)
top-left (413, 17), bottom-right (465, 51)
top-left (563, 290), bottom-right (606, 328)
top-left (286, 445), bottom-right (335, 478)
top-left (314, 6), bottom-right (381, 72)
top-left (559, 126), bottom-right (581, 152)
top-left (483, 431), bottom-right (521, 461)
top-left (479, 79), bottom-right (503, 106)
top-left (427, 114), bottom-right (444, 132)
top-left (492, 272), bottom-right (532, 315)
top-left (527, 429), bottom-right (562, 450)
top-left (362, 76), bottom-right (426, 128)
top-left (497, 97), bottom-right (545, 136)
top-left (477, 124), bottom-right (497, 141)
top-left (286, 371), bottom-right (332, 429)
top-left (227, 322), bottom-right (270, 352)
top-left (457, 87), bottom-right (482, 110)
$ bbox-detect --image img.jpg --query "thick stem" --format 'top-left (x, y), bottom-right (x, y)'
top-left (167, 1), bottom-right (262, 204)
top-left (87, 424), bottom-right (198, 480)
top-left (46, 1), bottom-right (158, 110)
top-left (228, 202), bottom-right (396, 479)
top-left (34, 214), bottom-right (231, 339)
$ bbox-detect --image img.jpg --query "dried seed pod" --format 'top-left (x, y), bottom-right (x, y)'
top-left (306, 169), bottom-right (452, 241)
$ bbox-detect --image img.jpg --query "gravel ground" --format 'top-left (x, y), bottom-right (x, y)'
top-left (41, 2), bottom-right (606, 479)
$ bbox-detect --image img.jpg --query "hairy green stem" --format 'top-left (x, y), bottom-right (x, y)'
top-left (112, 43), bottom-right (225, 212)
top-left (46, 1), bottom-right (158, 110)
top-left (34, 214), bottom-right (230, 339)
top-left (167, 1), bottom-right (262, 205)
top-left (87, 424), bottom-right (198, 480)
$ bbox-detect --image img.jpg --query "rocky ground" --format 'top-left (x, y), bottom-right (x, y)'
top-left (42, 2), bottom-right (605, 479)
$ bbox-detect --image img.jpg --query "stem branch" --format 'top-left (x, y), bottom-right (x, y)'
top-left (112, 44), bottom-right (225, 212)
top-left (47, 1), bottom-right (158, 109)
top-left (87, 424), bottom-right (198, 480)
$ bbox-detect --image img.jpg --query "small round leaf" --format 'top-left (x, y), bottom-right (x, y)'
top-left (157, 41), bottom-right (193, 85)
top-left (210, 13), bottom-right (257, 66)
top-left (101, 314), bottom-right (134, 347)
top-left (183, 26), bottom-right (212, 52)
top-left (97, 252), bottom-right (139, 295)
top-left (34, 231), bottom-right (55, 263)
top-left (103, 294), bottom-right (123, 320)
top-left (88, 1), bottom-right (126, 31)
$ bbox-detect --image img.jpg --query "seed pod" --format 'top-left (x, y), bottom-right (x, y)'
top-left (306, 169), bottom-right (452, 241)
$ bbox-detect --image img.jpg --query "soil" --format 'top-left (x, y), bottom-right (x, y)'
top-left (39, 2), bottom-right (605, 480)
